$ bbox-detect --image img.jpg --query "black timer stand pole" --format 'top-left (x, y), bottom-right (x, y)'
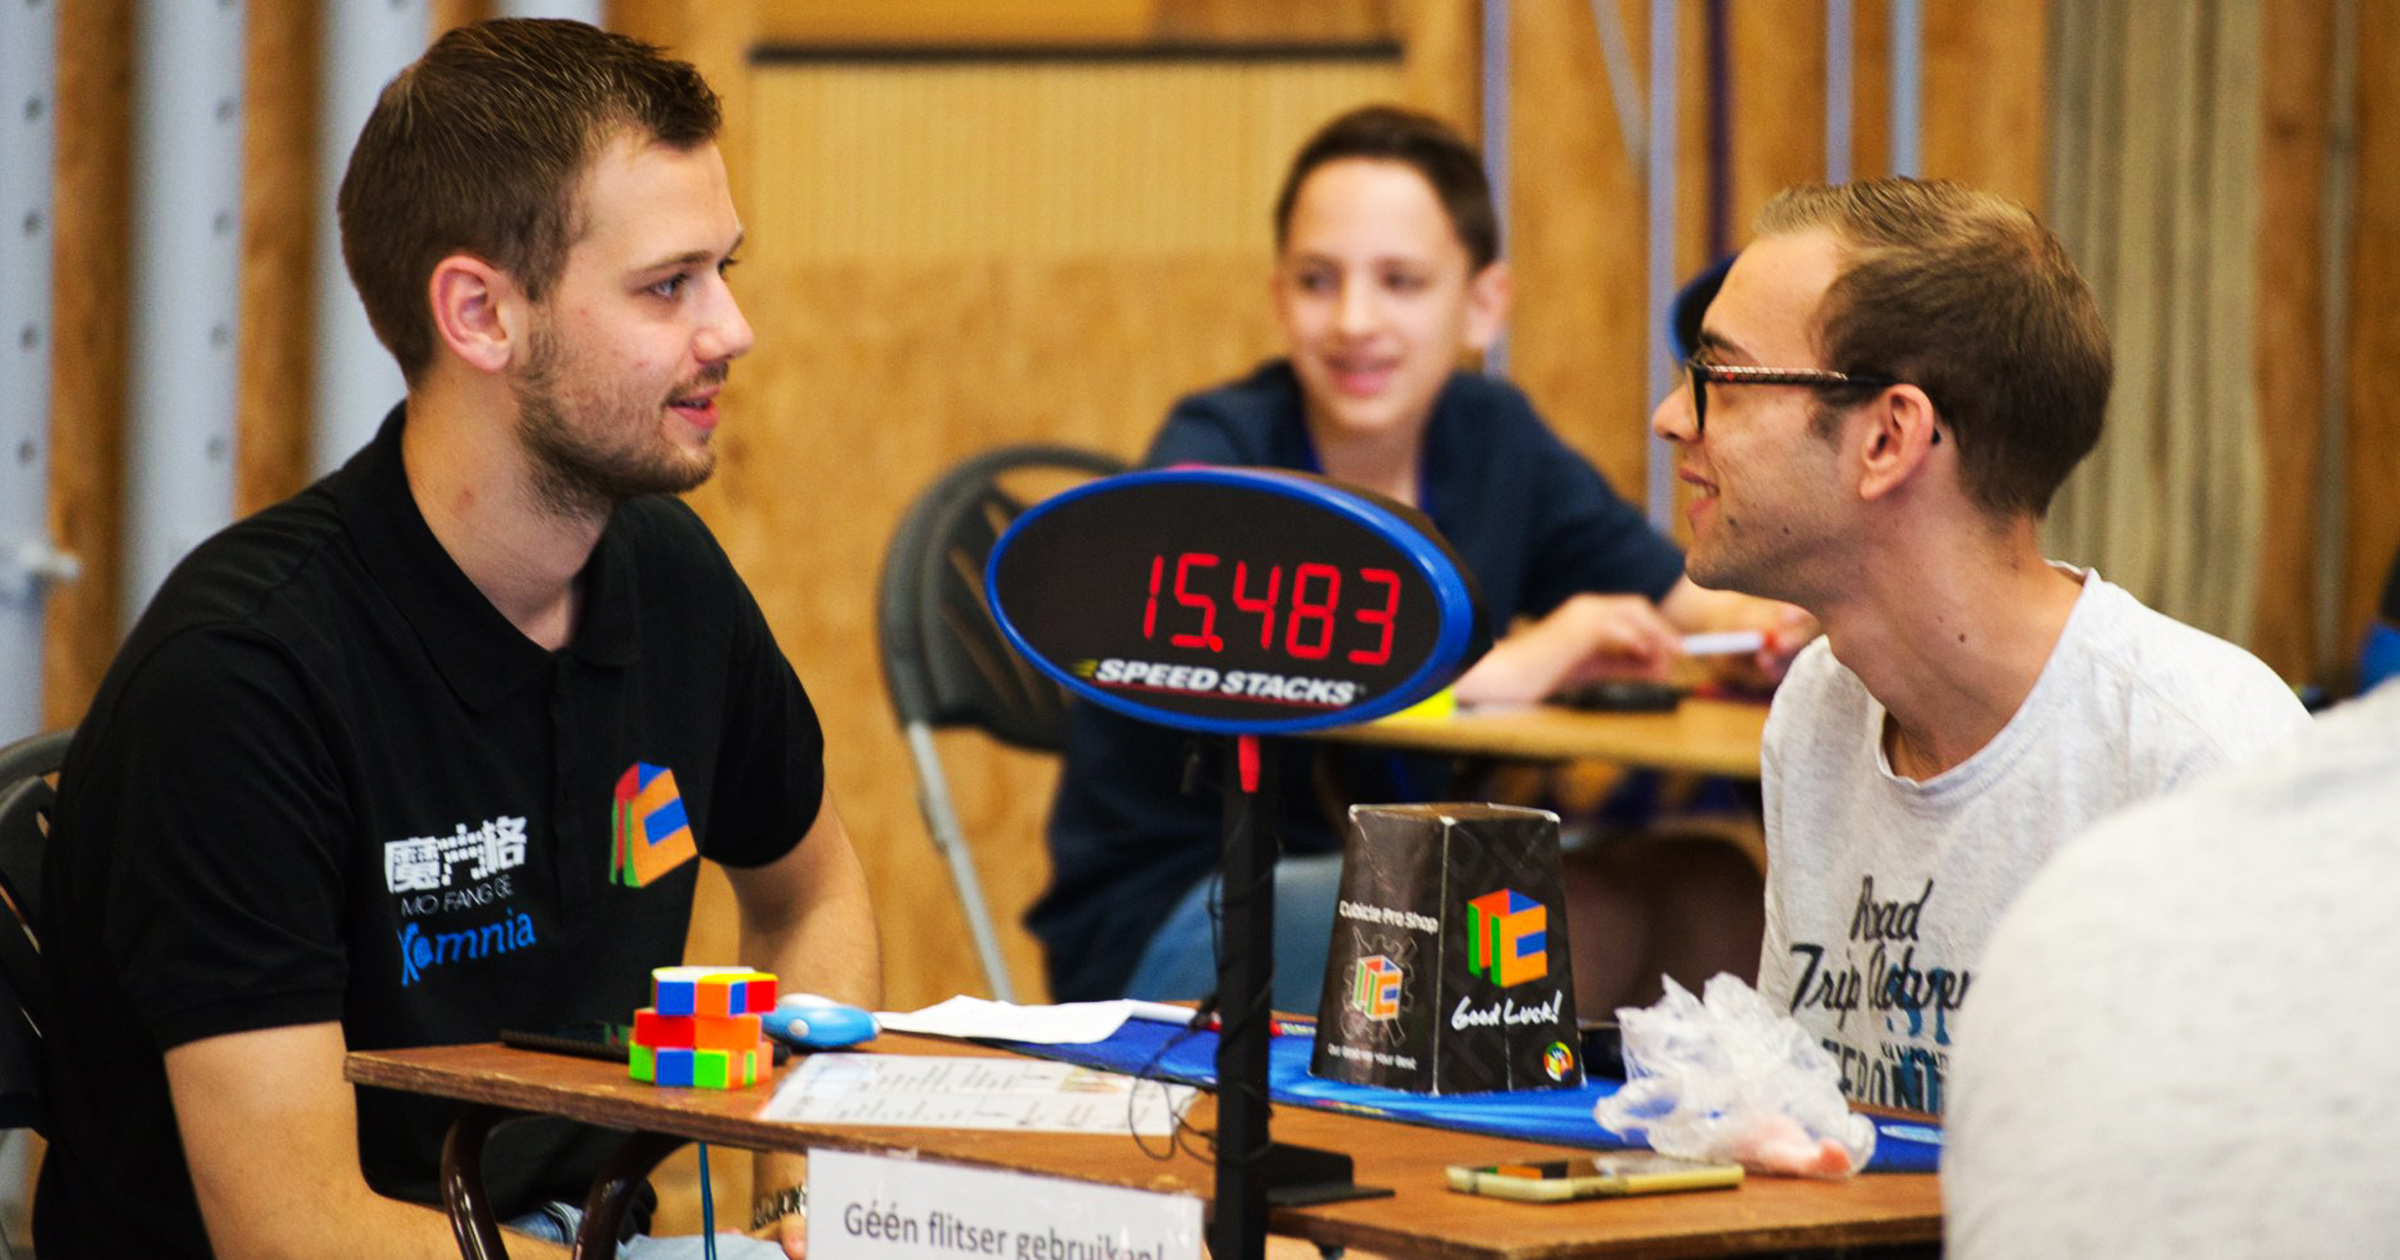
top-left (1210, 734), bottom-right (1386, 1260)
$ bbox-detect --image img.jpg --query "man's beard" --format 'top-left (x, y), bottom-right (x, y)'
top-left (511, 325), bottom-right (720, 522)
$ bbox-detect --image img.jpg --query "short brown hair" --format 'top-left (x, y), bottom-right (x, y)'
top-left (337, 19), bottom-right (721, 383)
top-left (1757, 178), bottom-right (2111, 518)
top-left (1273, 104), bottom-right (1499, 271)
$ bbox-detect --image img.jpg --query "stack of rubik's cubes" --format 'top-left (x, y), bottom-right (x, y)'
top-left (630, 965), bottom-right (778, 1088)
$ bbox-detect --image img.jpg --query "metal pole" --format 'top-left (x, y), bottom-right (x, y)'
top-left (124, 0), bottom-right (246, 626)
top-left (497, 0), bottom-right (605, 22)
top-left (904, 722), bottom-right (1018, 1001)
top-left (1826, 0), bottom-right (1854, 183)
top-left (1480, 0), bottom-right (1510, 376)
top-left (1590, 0), bottom-right (1649, 175)
top-left (1644, 0), bottom-right (1680, 532)
top-left (1210, 735), bottom-right (1275, 1260)
top-left (1890, 0), bottom-right (1923, 176)
top-left (0, 0), bottom-right (77, 746)
top-left (310, 3), bottom-right (425, 476)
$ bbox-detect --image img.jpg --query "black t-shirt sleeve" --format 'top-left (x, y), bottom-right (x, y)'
top-left (97, 628), bottom-right (354, 1050)
top-left (665, 509), bottom-right (825, 870)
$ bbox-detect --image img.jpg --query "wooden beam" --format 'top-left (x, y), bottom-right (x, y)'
top-left (2345, 0), bottom-right (2400, 664)
top-left (2250, 0), bottom-right (2337, 681)
top-left (238, 0), bottom-right (319, 517)
top-left (42, 0), bottom-right (133, 728)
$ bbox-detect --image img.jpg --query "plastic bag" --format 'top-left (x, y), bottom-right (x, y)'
top-left (1591, 974), bottom-right (1874, 1178)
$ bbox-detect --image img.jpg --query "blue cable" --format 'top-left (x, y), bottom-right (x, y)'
top-left (698, 1142), bottom-right (718, 1260)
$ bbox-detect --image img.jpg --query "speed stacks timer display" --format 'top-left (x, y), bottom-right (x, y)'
top-left (985, 466), bottom-right (1485, 734)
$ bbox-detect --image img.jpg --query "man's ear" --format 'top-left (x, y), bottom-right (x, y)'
top-left (426, 254), bottom-right (523, 375)
top-left (1461, 260), bottom-right (1514, 352)
top-left (1855, 384), bottom-right (1942, 502)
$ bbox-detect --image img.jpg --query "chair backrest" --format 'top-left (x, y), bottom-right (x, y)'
top-left (878, 446), bottom-right (1128, 1001)
top-left (0, 728), bottom-right (70, 1135)
top-left (878, 444), bottom-right (1129, 751)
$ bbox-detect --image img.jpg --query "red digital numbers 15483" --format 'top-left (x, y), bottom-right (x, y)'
top-left (1141, 552), bottom-right (1400, 665)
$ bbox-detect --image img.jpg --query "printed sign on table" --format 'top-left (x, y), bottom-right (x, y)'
top-left (808, 1148), bottom-right (1201, 1260)
top-left (1311, 803), bottom-right (1583, 1095)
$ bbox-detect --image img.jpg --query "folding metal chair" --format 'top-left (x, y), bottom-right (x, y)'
top-left (0, 727), bottom-right (70, 1258)
top-left (876, 446), bottom-right (1126, 1002)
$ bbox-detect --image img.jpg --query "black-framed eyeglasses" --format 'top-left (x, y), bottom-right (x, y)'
top-left (1684, 359), bottom-right (1935, 443)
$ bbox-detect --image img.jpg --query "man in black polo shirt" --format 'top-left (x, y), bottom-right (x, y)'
top-left (35, 20), bottom-right (876, 1260)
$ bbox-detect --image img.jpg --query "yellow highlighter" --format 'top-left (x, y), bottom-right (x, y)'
top-left (1383, 687), bottom-right (1458, 720)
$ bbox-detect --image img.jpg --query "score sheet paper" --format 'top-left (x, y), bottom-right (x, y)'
top-left (762, 1054), bottom-right (1194, 1136)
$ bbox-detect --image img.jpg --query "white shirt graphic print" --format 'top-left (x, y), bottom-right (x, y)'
top-left (1755, 568), bottom-right (2310, 1114)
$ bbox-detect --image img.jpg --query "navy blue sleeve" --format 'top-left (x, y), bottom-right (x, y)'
top-left (1145, 364), bottom-right (1314, 471)
top-left (1148, 400), bottom-right (1253, 468)
top-left (1516, 421), bottom-right (1686, 615)
top-left (1421, 377), bottom-right (1686, 621)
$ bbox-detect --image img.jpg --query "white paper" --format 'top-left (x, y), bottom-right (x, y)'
top-left (873, 995), bottom-right (1140, 1044)
top-left (762, 1054), bottom-right (1194, 1136)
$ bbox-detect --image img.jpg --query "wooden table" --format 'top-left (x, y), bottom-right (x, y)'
top-left (347, 1033), bottom-right (1938, 1260)
top-left (1315, 699), bottom-right (1771, 780)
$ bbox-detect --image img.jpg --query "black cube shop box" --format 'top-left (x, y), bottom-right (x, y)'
top-left (1310, 803), bottom-right (1583, 1095)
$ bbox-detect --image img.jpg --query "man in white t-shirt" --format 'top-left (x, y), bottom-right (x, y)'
top-left (1944, 681), bottom-right (2400, 1258)
top-left (1649, 177), bottom-right (2309, 1113)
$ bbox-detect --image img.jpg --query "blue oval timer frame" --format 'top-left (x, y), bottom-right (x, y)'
top-left (984, 465), bottom-right (1486, 736)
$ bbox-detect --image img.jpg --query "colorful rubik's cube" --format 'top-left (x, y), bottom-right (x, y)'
top-left (629, 966), bottom-right (778, 1088)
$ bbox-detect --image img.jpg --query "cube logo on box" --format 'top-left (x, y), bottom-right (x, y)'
top-left (1466, 888), bottom-right (1547, 988)
top-left (613, 762), bottom-right (698, 888)
top-left (1350, 955), bottom-right (1404, 1020)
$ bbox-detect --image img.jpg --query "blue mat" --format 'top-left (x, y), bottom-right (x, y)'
top-left (996, 1017), bottom-right (1940, 1174)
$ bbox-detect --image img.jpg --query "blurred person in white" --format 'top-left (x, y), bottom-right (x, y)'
top-left (1944, 679), bottom-right (2400, 1258)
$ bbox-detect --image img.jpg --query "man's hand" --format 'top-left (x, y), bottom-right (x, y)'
top-left (165, 1022), bottom-right (570, 1260)
top-left (1455, 593), bottom-right (1683, 707)
top-left (1745, 602), bottom-right (1820, 684)
top-left (748, 1150), bottom-right (810, 1258)
top-left (1660, 577), bottom-right (1819, 689)
top-left (749, 1196), bottom-right (807, 1259)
